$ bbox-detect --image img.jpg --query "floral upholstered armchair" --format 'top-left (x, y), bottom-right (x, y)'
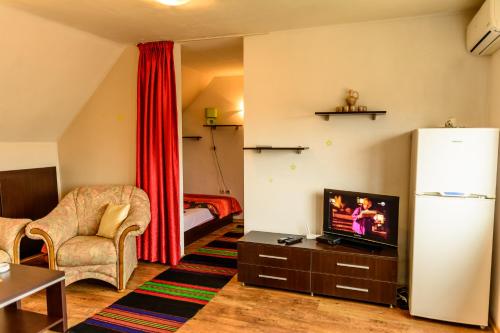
top-left (25, 185), bottom-right (151, 291)
top-left (0, 218), bottom-right (31, 264)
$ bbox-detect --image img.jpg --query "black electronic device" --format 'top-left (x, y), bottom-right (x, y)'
top-left (316, 234), bottom-right (382, 252)
top-left (277, 237), bottom-right (292, 244)
top-left (284, 236), bottom-right (303, 245)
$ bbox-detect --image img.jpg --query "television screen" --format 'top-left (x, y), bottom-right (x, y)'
top-left (323, 189), bottom-right (399, 247)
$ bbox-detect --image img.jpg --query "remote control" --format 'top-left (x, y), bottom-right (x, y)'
top-left (284, 236), bottom-right (303, 245)
top-left (277, 237), bottom-right (292, 244)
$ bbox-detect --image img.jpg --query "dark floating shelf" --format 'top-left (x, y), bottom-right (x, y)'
top-left (315, 111), bottom-right (387, 120)
top-left (244, 146), bottom-right (310, 154)
top-left (203, 124), bottom-right (242, 130)
top-left (183, 136), bottom-right (202, 140)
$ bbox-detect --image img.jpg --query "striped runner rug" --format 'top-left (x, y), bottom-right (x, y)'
top-left (69, 225), bottom-right (243, 333)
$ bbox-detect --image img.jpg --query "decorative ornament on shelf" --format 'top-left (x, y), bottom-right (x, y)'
top-left (444, 118), bottom-right (459, 128)
top-left (346, 89), bottom-right (359, 109)
top-left (335, 89), bottom-right (367, 112)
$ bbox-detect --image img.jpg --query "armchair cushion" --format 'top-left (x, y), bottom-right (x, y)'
top-left (97, 203), bottom-right (130, 239)
top-left (0, 250), bottom-right (10, 263)
top-left (75, 186), bottom-right (136, 236)
top-left (57, 236), bottom-right (117, 267)
top-left (25, 193), bottom-right (78, 252)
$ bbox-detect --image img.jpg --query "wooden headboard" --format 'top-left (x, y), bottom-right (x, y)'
top-left (0, 167), bottom-right (59, 258)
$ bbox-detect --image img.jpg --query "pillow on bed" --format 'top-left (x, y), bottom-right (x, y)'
top-left (97, 203), bottom-right (131, 239)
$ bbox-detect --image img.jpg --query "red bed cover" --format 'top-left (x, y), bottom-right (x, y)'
top-left (184, 194), bottom-right (242, 219)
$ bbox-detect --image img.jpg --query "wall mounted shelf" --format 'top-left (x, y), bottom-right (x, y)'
top-left (182, 136), bottom-right (202, 140)
top-left (315, 111), bottom-right (387, 121)
top-left (243, 146), bottom-right (309, 154)
top-left (203, 124), bottom-right (242, 130)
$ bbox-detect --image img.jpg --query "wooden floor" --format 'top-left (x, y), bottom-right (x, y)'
top-left (20, 223), bottom-right (492, 333)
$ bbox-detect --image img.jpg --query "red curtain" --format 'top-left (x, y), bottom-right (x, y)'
top-left (136, 41), bottom-right (180, 265)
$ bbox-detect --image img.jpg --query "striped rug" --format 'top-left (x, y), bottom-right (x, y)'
top-left (69, 225), bottom-right (243, 333)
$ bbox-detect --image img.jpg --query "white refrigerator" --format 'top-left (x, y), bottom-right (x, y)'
top-left (409, 128), bottom-right (499, 328)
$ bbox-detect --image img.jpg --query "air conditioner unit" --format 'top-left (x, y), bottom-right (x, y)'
top-left (467, 0), bottom-right (500, 56)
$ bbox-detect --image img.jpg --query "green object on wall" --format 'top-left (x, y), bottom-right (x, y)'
top-left (205, 107), bottom-right (218, 125)
top-left (205, 107), bottom-right (218, 118)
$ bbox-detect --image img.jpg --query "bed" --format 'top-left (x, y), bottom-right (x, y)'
top-left (183, 194), bottom-right (242, 246)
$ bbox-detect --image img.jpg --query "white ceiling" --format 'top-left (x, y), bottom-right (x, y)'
top-left (0, 0), bottom-right (483, 44)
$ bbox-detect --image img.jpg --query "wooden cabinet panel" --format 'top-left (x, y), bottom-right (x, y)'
top-left (311, 273), bottom-right (397, 305)
top-left (237, 232), bottom-right (399, 306)
top-left (312, 252), bottom-right (397, 282)
top-left (0, 167), bottom-right (59, 259)
top-left (238, 263), bottom-right (310, 292)
top-left (238, 243), bottom-right (311, 271)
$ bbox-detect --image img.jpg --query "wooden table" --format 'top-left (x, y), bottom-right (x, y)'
top-left (0, 264), bottom-right (67, 333)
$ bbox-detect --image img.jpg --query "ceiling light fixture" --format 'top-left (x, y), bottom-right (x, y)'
top-left (156, 0), bottom-right (190, 6)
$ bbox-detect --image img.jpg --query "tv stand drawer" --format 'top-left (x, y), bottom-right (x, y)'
top-left (237, 231), bottom-right (399, 306)
top-left (238, 263), bottom-right (310, 292)
top-left (312, 252), bottom-right (397, 282)
top-left (238, 243), bottom-right (310, 270)
top-left (311, 273), bottom-right (397, 305)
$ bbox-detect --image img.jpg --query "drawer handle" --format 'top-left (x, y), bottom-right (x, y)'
top-left (259, 254), bottom-right (288, 260)
top-left (336, 284), bottom-right (369, 293)
top-left (258, 274), bottom-right (287, 281)
top-left (337, 262), bottom-right (370, 270)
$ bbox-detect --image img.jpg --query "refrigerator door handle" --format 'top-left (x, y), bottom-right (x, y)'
top-left (416, 192), bottom-right (493, 199)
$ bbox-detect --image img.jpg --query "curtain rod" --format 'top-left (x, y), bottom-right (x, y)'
top-left (175, 32), bottom-right (266, 43)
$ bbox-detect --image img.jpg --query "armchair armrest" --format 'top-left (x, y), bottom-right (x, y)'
top-left (25, 193), bottom-right (79, 269)
top-left (0, 218), bottom-right (31, 264)
top-left (114, 188), bottom-right (150, 290)
top-left (114, 214), bottom-right (147, 246)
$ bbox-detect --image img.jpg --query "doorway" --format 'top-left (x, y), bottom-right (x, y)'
top-left (180, 37), bottom-right (244, 248)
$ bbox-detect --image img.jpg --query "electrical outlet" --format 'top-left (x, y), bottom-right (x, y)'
top-left (219, 189), bottom-right (225, 194)
top-left (225, 190), bottom-right (231, 194)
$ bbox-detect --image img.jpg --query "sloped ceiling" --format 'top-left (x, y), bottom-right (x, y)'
top-left (181, 37), bottom-right (243, 109)
top-left (0, 0), bottom-right (483, 140)
top-left (0, 4), bottom-right (124, 141)
top-left (0, 0), bottom-right (483, 43)
top-left (182, 38), bottom-right (243, 77)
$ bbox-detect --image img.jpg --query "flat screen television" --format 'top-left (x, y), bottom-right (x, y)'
top-left (323, 189), bottom-right (399, 248)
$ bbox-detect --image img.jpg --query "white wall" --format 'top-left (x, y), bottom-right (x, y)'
top-left (489, 50), bottom-right (500, 329)
top-left (0, 142), bottom-right (61, 195)
top-left (58, 46), bottom-right (138, 194)
top-left (182, 76), bottom-right (244, 216)
top-left (244, 12), bottom-right (490, 283)
top-left (175, 44), bottom-right (185, 253)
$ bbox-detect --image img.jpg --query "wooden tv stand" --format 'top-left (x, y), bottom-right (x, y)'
top-left (237, 231), bottom-right (398, 306)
